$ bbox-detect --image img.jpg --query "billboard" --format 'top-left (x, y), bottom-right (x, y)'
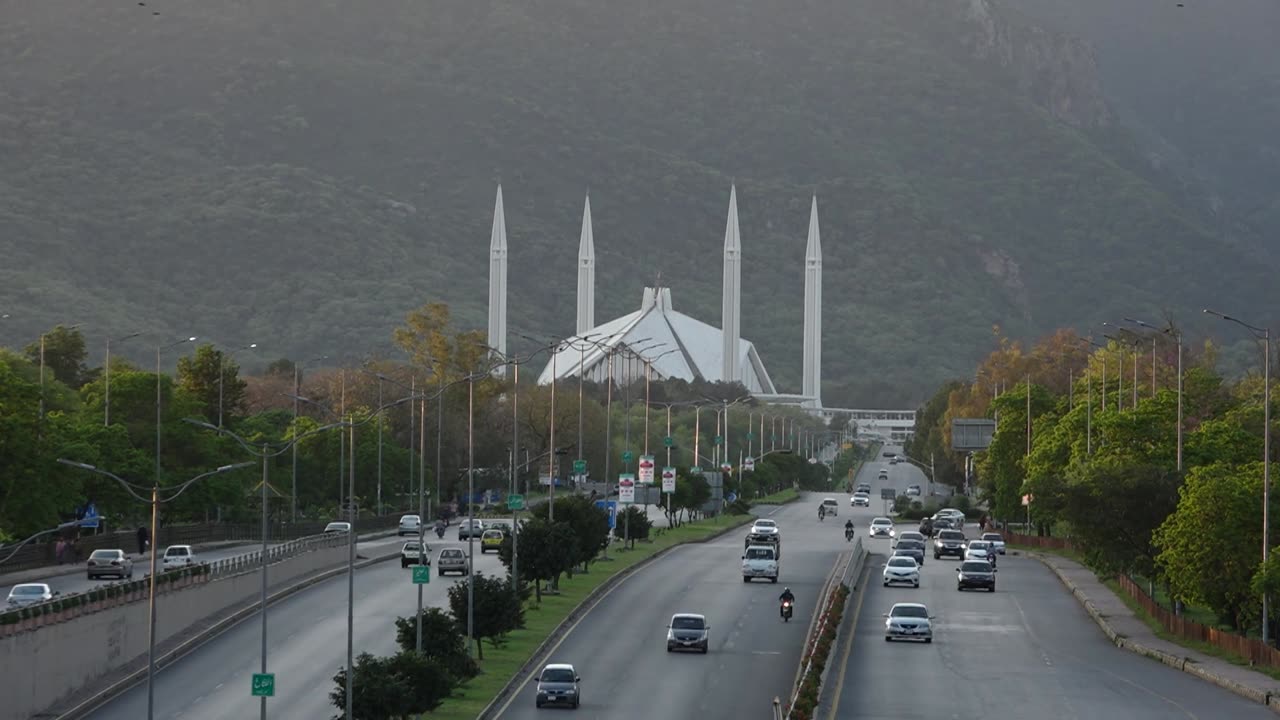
top-left (952, 418), bottom-right (996, 451)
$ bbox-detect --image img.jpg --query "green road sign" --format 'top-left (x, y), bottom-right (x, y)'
top-left (251, 673), bottom-right (275, 697)
top-left (690, 466), bottom-right (702, 475)
top-left (412, 565), bottom-right (432, 585)
top-left (573, 459), bottom-right (587, 474)
top-left (507, 494), bottom-right (525, 511)
top-left (713, 436), bottom-right (723, 446)
top-left (663, 436), bottom-right (674, 448)
top-left (746, 432), bottom-right (754, 440)
top-left (622, 450), bottom-right (634, 463)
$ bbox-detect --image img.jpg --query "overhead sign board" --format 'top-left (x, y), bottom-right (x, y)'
top-left (952, 419), bottom-right (996, 451)
top-left (880, 488), bottom-right (897, 500)
top-left (638, 455), bottom-right (656, 484)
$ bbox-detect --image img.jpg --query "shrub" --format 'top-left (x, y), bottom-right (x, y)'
top-left (953, 495), bottom-right (971, 512)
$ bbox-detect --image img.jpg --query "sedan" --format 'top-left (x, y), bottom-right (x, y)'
top-left (437, 547), bottom-right (469, 576)
top-left (161, 545), bottom-right (197, 571)
top-left (957, 560), bottom-right (996, 592)
top-left (884, 602), bottom-right (934, 643)
top-left (6, 583), bottom-right (55, 607)
top-left (869, 517), bottom-right (895, 538)
top-left (398, 514), bottom-right (422, 536)
top-left (882, 556), bottom-right (920, 588)
top-left (851, 493), bottom-right (870, 507)
top-left (895, 531), bottom-right (926, 546)
top-left (400, 541), bottom-right (430, 568)
top-left (87, 549), bottom-right (134, 580)
top-left (535, 663), bottom-right (581, 709)
top-left (324, 521), bottom-right (351, 534)
top-left (893, 540), bottom-right (926, 566)
top-left (480, 529), bottom-right (505, 554)
top-left (964, 540), bottom-right (997, 568)
top-left (666, 613), bottom-right (710, 654)
top-left (982, 533), bottom-right (1006, 555)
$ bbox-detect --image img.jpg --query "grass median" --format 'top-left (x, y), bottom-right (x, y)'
top-left (755, 487), bottom-right (799, 505)
top-left (431, 513), bottom-right (754, 719)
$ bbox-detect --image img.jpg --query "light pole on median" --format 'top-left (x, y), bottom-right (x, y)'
top-left (218, 342), bottom-right (258, 429)
top-left (58, 459), bottom-right (251, 720)
top-left (291, 356), bottom-right (327, 521)
top-left (1127, 318), bottom-right (1184, 473)
top-left (1205, 308), bottom-right (1271, 643)
top-left (104, 330), bottom-right (142, 426)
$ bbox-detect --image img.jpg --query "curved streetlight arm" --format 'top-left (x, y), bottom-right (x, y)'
top-left (1205, 309), bottom-right (1268, 337)
top-left (0, 520), bottom-right (89, 566)
top-left (56, 458), bottom-right (254, 505)
top-left (158, 462), bottom-right (256, 503)
top-left (56, 459), bottom-right (154, 502)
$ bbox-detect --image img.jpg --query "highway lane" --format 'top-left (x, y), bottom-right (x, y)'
top-left (85, 539), bottom-right (503, 720)
top-left (494, 493), bottom-right (854, 720)
top-left (827, 545), bottom-right (1274, 718)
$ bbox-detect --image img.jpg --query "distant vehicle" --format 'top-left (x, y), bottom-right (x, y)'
top-left (87, 549), bottom-right (133, 580)
top-left (882, 451), bottom-right (896, 458)
top-left (933, 530), bottom-right (967, 560)
top-left (457, 519), bottom-right (485, 540)
top-left (906, 485), bottom-right (921, 497)
top-left (957, 560), bottom-right (996, 592)
top-left (398, 514), bottom-right (422, 536)
top-left (856, 483), bottom-right (873, 494)
top-left (884, 602), bottom-right (934, 643)
top-left (851, 493), bottom-right (870, 507)
top-left (535, 663), bottom-right (581, 709)
top-left (821, 498), bottom-right (839, 516)
top-left (869, 517), bottom-right (895, 538)
top-left (487, 519), bottom-right (514, 534)
top-left (883, 556), bottom-right (920, 588)
top-left (6, 583), bottom-right (55, 607)
top-left (481, 529), bottom-right (505, 554)
top-left (161, 545), bottom-right (197, 571)
top-left (895, 531), bottom-right (926, 546)
top-left (981, 533), bottom-right (1006, 555)
top-left (742, 545), bottom-right (780, 583)
top-left (889, 457), bottom-right (900, 465)
top-left (932, 517), bottom-right (960, 532)
top-left (400, 541), bottom-right (430, 568)
top-left (437, 547), bottom-right (469, 576)
top-left (666, 613), bottom-right (710, 654)
top-left (965, 540), bottom-right (997, 568)
top-left (893, 540), bottom-right (926, 566)
top-left (323, 521), bottom-right (352, 534)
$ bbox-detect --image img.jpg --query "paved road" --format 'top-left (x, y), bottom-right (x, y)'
top-left (492, 489), bottom-right (854, 719)
top-left (85, 538), bottom-right (504, 720)
top-left (825, 511), bottom-right (1274, 717)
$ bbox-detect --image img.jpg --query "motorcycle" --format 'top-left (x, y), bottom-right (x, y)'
top-left (435, 524), bottom-right (446, 540)
top-left (844, 527), bottom-right (854, 542)
top-left (780, 600), bottom-right (794, 622)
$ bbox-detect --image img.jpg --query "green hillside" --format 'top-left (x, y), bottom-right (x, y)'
top-left (2, 0), bottom-right (1271, 407)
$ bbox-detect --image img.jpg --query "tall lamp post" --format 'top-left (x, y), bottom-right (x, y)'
top-left (104, 330), bottom-right (142, 426)
top-left (156, 336), bottom-right (198, 487)
top-left (289, 355), bottom-right (327, 521)
top-left (1127, 318), bottom-right (1184, 472)
top-left (218, 342), bottom-right (259, 429)
top-left (1205, 308), bottom-right (1271, 643)
top-left (58, 459), bottom-right (251, 720)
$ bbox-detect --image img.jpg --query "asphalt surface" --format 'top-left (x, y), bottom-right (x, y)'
top-left (492, 495), bottom-right (854, 719)
top-left (826, 449), bottom-right (1275, 719)
top-left (85, 538), bottom-right (505, 720)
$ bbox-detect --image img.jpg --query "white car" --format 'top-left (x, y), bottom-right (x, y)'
top-left (398, 514), bottom-right (422, 536)
top-left (981, 532), bottom-right (1006, 555)
top-left (324, 521), bottom-right (352, 534)
top-left (161, 545), bottom-right (197, 571)
top-left (869, 517), bottom-right (895, 538)
top-left (821, 498), bottom-right (839, 517)
top-left (749, 519), bottom-right (780, 539)
top-left (882, 556), bottom-right (920, 588)
top-left (851, 493), bottom-right (870, 507)
top-left (965, 540), bottom-right (997, 568)
top-left (884, 602), bottom-right (934, 643)
top-left (6, 583), bottom-right (55, 607)
top-left (742, 544), bottom-right (780, 583)
top-left (400, 541), bottom-right (431, 568)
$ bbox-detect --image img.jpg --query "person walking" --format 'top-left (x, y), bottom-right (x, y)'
top-left (136, 525), bottom-right (150, 556)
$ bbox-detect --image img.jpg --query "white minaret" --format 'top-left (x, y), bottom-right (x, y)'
top-left (721, 185), bottom-right (742, 383)
top-left (576, 194), bottom-right (596, 336)
top-left (802, 196), bottom-right (823, 407)
top-left (487, 185), bottom-right (508, 375)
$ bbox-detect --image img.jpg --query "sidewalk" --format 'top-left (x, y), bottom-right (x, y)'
top-left (1032, 550), bottom-right (1280, 712)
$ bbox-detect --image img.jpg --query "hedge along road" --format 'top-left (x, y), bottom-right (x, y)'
top-left (491, 494), bottom-right (848, 720)
top-left (83, 538), bottom-right (504, 720)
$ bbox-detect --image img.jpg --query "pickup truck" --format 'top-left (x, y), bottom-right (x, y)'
top-left (742, 545), bottom-right (779, 583)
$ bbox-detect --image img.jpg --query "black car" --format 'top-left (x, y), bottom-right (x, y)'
top-left (893, 540), bottom-right (926, 566)
top-left (957, 560), bottom-right (996, 592)
top-left (933, 530), bottom-right (967, 559)
top-left (933, 517), bottom-right (960, 531)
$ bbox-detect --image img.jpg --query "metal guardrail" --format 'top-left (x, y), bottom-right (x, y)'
top-left (201, 531), bottom-right (349, 581)
top-left (784, 540), bottom-right (861, 719)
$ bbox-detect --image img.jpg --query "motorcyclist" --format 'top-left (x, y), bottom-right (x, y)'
top-left (434, 519), bottom-right (446, 539)
top-left (844, 519), bottom-right (854, 539)
top-left (778, 587), bottom-right (796, 616)
top-left (818, 504), bottom-right (826, 521)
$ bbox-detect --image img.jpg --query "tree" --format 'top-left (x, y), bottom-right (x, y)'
top-left (392, 302), bottom-right (489, 386)
top-left (393, 608), bottom-right (479, 681)
top-left (497, 517), bottom-right (577, 602)
top-left (176, 343), bottom-right (247, 424)
top-left (446, 573), bottom-right (526, 659)
top-left (527, 494), bottom-right (609, 571)
top-left (329, 651), bottom-right (455, 719)
top-left (1059, 459), bottom-right (1179, 578)
top-left (24, 324), bottom-right (88, 388)
top-left (977, 381), bottom-right (1056, 521)
top-left (615, 505), bottom-right (652, 547)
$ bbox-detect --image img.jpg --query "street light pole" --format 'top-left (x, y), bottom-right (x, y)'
top-left (291, 355), bottom-right (327, 521)
top-left (467, 371), bottom-right (476, 656)
top-left (548, 345), bottom-right (557, 522)
top-left (377, 377), bottom-right (384, 516)
top-left (258, 443), bottom-right (269, 720)
top-left (603, 350), bottom-right (615, 560)
top-left (218, 343), bottom-right (257, 429)
top-left (104, 331), bottom-right (141, 426)
top-left (345, 415), bottom-right (355, 720)
top-left (1126, 318), bottom-right (1184, 472)
top-left (511, 355), bottom-right (520, 591)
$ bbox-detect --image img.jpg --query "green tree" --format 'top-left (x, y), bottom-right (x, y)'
top-left (527, 494), bottom-right (609, 571)
top-left (24, 324), bottom-right (88, 388)
top-left (977, 382), bottom-right (1056, 522)
top-left (393, 608), bottom-right (479, 681)
top-left (1059, 459), bottom-right (1179, 578)
top-left (446, 573), bottom-right (526, 659)
top-left (176, 343), bottom-right (247, 424)
top-left (614, 505), bottom-right (652, 547)
top-left (329, 651), bottom-right (455, 719)
top-left (496, 517), bottom-right (577, 602)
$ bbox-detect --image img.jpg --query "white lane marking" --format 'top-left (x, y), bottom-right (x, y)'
top-left (751, 650), bottom-right (781, 655)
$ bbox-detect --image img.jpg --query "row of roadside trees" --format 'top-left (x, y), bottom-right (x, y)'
top-left (908, 325), bottom-right (1278, 637)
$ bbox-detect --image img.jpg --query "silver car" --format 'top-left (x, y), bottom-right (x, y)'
top-left (437, 547), bottom-right (469, 576)
top-left (398, 514), bottom-right (422, 536)
top-left (87, 549), bottom-right (134, 580)
top-left (6, 583), bottom-right (55, 607)
top-left (884, 602), bottom-right (934, 643)
top-left (535, 663), bottom-right (581, 709)
top-left (666, 613), bottom-right (710, 654)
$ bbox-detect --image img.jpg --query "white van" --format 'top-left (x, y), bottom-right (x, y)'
top-left (742, 545), bottom-right (779, 583)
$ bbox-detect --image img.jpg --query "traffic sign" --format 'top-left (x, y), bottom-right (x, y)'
top-left (746, 432), bottom-right (754, 440)
top-left (412, 565), bottom-right (431, 584)
top-left (690, 466), bottom-right (702, 475)
top-left (573, 459), bottom-right (587, 474)
top-left (714, 435), bottom-right (723, 446)
top-left (79, 503), bottom-right (100, 529)
top-left (507, 494), bottom-right (525, 511)
top-left (744, 456), bottom-right (756, 471)
top-left (622, 450), bottom-right (634, 464)
top-left (638, 455), bottom-right (656, 484)
top-left (720, 463), bottom-right (732, 474)
top-left (251, 673), bottom-right (275, 697)
top-left (618, 474), bottom-right (636, 504)
top-left (663, 435), bottom-right (674, 448)
top-left (661, 467), bottom-right (677, 493)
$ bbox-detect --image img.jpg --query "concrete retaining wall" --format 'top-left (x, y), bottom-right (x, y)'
top-left (0, 544), bottom-right (349, 720)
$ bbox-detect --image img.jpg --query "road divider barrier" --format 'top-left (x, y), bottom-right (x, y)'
top-left (785, 538), bottom-right (866, 720)
top-left (3, 533), bottom-right (363, 720)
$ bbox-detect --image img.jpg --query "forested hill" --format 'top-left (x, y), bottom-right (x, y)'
top-left (2, 0), bottom-right (1271, 407)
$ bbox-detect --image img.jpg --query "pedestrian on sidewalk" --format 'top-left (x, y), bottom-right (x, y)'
top-left (55, 538), bottom-right (67, 564)
top-left (136, 525), bottom-right (150, 556)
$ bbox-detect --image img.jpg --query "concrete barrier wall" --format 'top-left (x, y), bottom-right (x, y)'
top-left (0, 544), bottom-right (349, 720)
